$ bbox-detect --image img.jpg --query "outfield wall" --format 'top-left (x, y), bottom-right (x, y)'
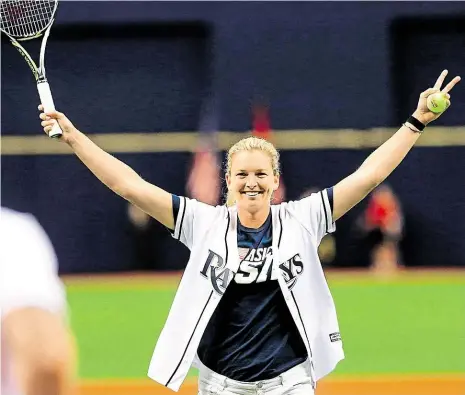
top-left (2, 2), bottom-right (464, 272)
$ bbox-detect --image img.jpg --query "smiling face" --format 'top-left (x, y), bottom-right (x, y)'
top-left (226, 149), bottom-right (279, 215)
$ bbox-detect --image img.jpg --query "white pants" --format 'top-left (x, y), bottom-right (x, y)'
top-left (198, 360), bottom-right (315, 395)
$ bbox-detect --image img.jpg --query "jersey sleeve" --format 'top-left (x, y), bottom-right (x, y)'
top-left (0, 209), bottom-right (66, 319)
top-left (287, 187), bottom-right (335, 243)
top-left (170, 195), bottom-right (218, 250)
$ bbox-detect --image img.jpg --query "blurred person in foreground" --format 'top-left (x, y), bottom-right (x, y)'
top-left (37, 70), bottom-right (460, 394)
top-left (0, 207), bottom-right (76, 395)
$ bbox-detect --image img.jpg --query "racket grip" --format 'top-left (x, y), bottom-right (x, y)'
top-left (37, 81), bottom-right (63, 139)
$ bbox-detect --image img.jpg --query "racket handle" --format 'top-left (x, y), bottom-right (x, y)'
top-left (37, 81), bottom-right (63, 139)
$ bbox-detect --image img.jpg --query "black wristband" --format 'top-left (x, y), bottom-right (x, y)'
top-left (406, 115), bottom-right (425, 132)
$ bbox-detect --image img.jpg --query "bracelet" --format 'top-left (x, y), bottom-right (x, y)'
top-left (406, 115), bottom-right (426, 132)
top-left (403, 122), bottom-right (422, 134)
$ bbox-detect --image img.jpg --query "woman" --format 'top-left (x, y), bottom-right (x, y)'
top-left (39, 70), bottom-right (460, 394)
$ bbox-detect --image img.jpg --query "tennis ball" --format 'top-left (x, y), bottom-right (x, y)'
top-left (427, 92), bottom-right (448, 114)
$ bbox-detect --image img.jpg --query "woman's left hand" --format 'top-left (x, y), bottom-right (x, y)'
top-left (412, 69), bottom-right (461, 125)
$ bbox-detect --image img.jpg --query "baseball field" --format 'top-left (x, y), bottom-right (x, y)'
top-left (64, 270), bottom-right (465, 395)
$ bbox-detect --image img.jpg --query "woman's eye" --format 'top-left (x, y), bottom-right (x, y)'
top-left (257, 173), bottom-right (267, 178)
top-left (237, 173), bottom-right (247, 177)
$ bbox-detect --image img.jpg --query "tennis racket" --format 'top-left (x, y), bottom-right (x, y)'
top-left (1, 0), bottom-right (62, 138)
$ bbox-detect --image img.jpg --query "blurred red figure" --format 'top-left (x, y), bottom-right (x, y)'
top-left (186, 96), bottom-right (221, 206)
top-left (252, 103), bottom-right (285, 204)
top-left (362, 184), bottom-right (404, 273)
top-left (187, 139), bottom-right (221, 206)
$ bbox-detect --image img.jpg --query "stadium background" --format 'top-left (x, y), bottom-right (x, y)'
top-left (1, 1), bottom-right (464, 394)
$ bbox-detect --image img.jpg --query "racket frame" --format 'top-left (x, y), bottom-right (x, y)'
top-left (1, 1), bottom-right (62, 138)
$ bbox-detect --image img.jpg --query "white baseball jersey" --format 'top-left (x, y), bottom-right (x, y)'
top-left (0, 207), bottom-right (66, 395)
top-left (148, 190), bottom-right (344, 392)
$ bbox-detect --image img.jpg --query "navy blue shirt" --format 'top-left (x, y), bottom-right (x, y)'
top-left (171, 196), bottom-right (307, 381)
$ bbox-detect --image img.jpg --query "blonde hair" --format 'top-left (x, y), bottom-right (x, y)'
top-left (225, 136), bottom-right (280, 206)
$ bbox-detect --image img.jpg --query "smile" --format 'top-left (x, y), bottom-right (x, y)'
top-left (241, 191), bottom-right (264, 197)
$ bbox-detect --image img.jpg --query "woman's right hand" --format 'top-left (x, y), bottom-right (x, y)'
top-left (38, 104), bottom-right (78, 144)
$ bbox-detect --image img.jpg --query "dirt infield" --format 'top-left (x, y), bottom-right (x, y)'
top-left (80, 375), bottom-right (465, 395)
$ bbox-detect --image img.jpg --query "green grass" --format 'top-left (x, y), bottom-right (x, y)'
top-left (65, 273), bottom-right (465, 379)
top-left (332, 280), bottom-right (465, 374)
top-left (67, 284), bottom-right (177, 378)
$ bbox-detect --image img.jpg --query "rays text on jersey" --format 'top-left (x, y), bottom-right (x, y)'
top-left (200, 249), bottom-right (304, 293)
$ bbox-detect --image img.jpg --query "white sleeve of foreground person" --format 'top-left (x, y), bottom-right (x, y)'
top-left (0, 207), bottom-right (76, 395)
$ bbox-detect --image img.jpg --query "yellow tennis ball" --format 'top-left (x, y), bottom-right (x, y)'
top-left (427, 92), bottom-right (448, 114)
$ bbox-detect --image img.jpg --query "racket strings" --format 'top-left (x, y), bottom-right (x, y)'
top-left (0, 0), bottom-right (56, 38)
